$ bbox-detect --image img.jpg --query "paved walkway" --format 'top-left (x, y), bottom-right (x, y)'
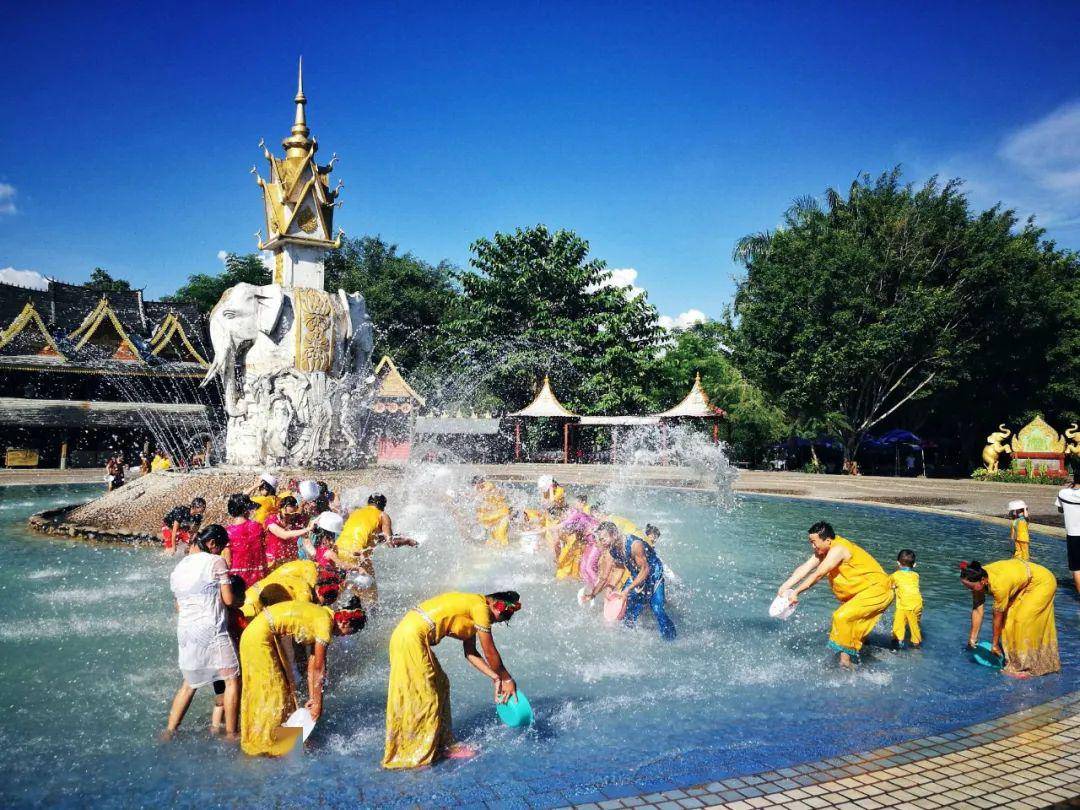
top-left (563, 692), bottom-right (1080, 809)
top-left (0, 468), bottom-right (104, 485)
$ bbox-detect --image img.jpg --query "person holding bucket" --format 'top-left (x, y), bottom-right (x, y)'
top-left (958, 559), bottom-right (1059, 678)
top-left (586, 522), bottom-right (676, 640)
top-left (777, 521), bottom-right (893, 668)
top-left (382, 591), bottom-right (521, 769)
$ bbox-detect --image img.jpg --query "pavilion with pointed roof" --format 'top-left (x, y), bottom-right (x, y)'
top-left (510, 373), bottom-right (726, 463)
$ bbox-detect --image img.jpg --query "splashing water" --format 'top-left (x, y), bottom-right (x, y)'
top-left (1, 480), bottom-right (1077, 808)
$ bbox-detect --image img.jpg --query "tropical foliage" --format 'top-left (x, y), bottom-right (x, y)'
top-left (168, 253), bottom-right (269, 313)
top-left (730, 168), bottom-right (1080, 461)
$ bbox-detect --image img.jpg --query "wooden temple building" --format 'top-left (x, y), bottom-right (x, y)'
top-left (369, 355), bottom-right (426, 464)
top-left (0, 278), bottom-right (216, 468)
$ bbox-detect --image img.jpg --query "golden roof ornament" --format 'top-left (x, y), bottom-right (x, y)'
top-left (254, 59), bottom-right (344, 288)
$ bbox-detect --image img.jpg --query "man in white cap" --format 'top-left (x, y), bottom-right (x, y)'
top-left (1056, 477), bottom-right (1080, 591)
top-left (249, 472), bottom-right (279, 525)
top-left (537, 475), bottom-right (564, 512)
top-left (1007, 499), bottom-right (1030, 561)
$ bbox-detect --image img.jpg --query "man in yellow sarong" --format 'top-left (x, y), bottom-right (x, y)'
top-left (471, 476), bottom-right (511, 547)
top-left (778, 521), bottom-right (894, 668)
top-left (337, 493), bottom-right (417, 609)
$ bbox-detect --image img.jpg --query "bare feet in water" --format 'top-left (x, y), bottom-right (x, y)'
top-left (444, 743), bottom-right (479, 759)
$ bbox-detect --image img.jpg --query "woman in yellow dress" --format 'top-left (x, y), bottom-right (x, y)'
top-left (959, 558), bottom-right (1059, 677)
top-left (239, 559), bottom-right (342, 620)
top-left (472, 477), bottom-right (511, 547)
top-left (778, 521), bottom-right (894, 668)
top-left (383, 591), bottom-right (521, 769)
top-left (239, 597), bottom-right (366, 756)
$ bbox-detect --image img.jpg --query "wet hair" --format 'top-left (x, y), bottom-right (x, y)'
top-left (368, 493), bottom-right (388, 510)
top-left (257, 481), bottom-right (277, 496)
top-left (645, 523), bottom-right (661, 538)
top-left (318, 481), bottom-right (331, 496)
top-left (227, 493), bottom-right (255, 518)
top-left (486, 590), bottom-right (522, 619)
top-left (574, 493), bottom-right (588, 503)
top-left (228, 574), bottom-right (246, 603)
top-left (311, 527), bottom-right (337, 546)
top-left (334, 596), bottom-right (367, 633)
top-left (959, 560), bottom-right (988, 583)
top-left (190, 497), bottom-right (206, 510)
top-left (808, 521), bottom-right (835, 540)
top-left (470, 476), bottom-right (484, 486)
top-left (597, 520), bottom-right (619, 537)
top-left (279, 495), bottom-right (298, 510)
top-left (194, 524), bottom-right (229, 553)
top-left (897, 549), bottom-right (916, 567)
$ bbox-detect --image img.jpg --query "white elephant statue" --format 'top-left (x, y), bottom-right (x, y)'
top-left (200, 282), bottom-right (374, 414)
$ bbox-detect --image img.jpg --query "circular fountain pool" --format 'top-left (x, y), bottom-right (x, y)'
top-left (1, 481), bottom-right (1076, 808)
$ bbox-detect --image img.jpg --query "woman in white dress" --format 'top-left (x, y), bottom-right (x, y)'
top-left (165, 525), bottom-right (241, 738)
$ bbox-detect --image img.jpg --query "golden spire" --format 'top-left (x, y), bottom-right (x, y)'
top-left (283, 56), bottom-right (313, 156)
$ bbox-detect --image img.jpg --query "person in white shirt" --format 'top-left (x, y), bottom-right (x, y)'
top-left (1056, 477), bottom-right (1080, 591)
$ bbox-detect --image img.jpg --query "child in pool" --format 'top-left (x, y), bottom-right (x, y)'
top-left (891, 548), bottom-right (923, 648)
top-left (1007, 500), bottom-right (1030, 561)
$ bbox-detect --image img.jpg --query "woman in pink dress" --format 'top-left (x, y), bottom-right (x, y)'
top-left (223, 493), bottom-right (268, 588)
top-left (263, 496), bottom-right (314, 570)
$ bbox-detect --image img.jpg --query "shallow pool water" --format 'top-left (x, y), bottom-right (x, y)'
top-left (0, 480), bottom-right (1077, 809)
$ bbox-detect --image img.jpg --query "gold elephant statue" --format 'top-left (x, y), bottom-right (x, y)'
top-left (982, 424), bottom-right (1012, 473)
top-left (1066, 424), bottom-right (1080, 462)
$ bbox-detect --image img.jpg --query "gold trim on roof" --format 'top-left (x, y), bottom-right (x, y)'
top-left (149, 312), bottom-right (209, 367)
top-left (0, 302), bottom-right (66, 360)
top-left (373, 355), bottom-right (426, 405)
top-left (67, 296), bottom-right (142, 359)
top-left (510, 376), bottom-right (578, 418)
top-left (654, 372), bottom-right (725, 418)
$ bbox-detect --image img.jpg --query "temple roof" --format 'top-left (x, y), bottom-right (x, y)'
top-left (0, 279), bottom-right (209, 372)
top-left (373, 355), bottom-right (425, 405)
top-left (510, 376), bottom-right (578, 418)
top-left (654, 373), bottom-right (726, 419)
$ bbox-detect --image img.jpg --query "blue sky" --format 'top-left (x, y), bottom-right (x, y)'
top-left (3, 2), bottom-right (1080, 325)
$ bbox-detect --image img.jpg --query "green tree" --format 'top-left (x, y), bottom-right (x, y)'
top-left (323, 236), bottom-right (461, 374)
top-left (730, 168), bottom-right (1080, 462)
top-left (168, 253), bottom-right (269, 312)
top-left (653, 321), bottom-right (788, 462)
top-left (444, 225), bottom-right (661, 414)
top-left (84, 267), bottom-right (131, 293)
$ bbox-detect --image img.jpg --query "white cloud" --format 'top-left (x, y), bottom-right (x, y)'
top-left (914, 99), bottom-right (1080, 235)
top-left (0, 267), bottom-right (49, 290)
top-left (999, 101), bottom-right (1080, 194)
top-left (659, 308), bottom-right (708, 330)
top-left (0, 183), bottom-right (16, 215)
top-left (217, 250), bottom-right (229, 263)
top-left (593, 267), bottom-right (646, 299)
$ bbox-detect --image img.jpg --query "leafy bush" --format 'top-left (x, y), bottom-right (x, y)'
top-left (970, 466), bottom-right (1068, 485)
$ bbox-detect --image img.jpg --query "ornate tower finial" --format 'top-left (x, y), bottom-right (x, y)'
top-left (283, 56), bottom-right (312, 156)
